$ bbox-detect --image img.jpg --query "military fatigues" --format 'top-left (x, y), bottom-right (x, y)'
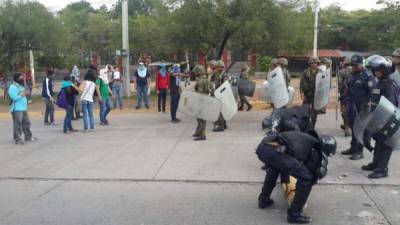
top-left (238, 70), bottom-right (252, 110)
top-left (300, 68), bottom-right (320, 128)
top-left (194, 74), bottom-right (210, 138)
top-left (365, 78), bottom-right (399, 175)
top-left (338, 67), bottom-right (352, 135)
top-left (211, 71), bottom-right (229, 130)
top-left (282, 68), bottom-right (291, 88)
top-left (346, 71), bottom-right (375, 157)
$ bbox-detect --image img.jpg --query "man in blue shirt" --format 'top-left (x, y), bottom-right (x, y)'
top-left (8, 73), bottom-right (37, 145)
top-left (341, 55), bottom-right (375, 160)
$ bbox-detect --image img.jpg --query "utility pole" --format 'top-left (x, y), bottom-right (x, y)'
top-left (313, 0), bottom-right (319, 57)
top-left (29, 49), bottom-right (35, 87)
top-left (122, 0), bottom-right (130, 97)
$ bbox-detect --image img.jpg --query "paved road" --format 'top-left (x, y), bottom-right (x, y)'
top-left (0, 111), bottom-right (398, 225)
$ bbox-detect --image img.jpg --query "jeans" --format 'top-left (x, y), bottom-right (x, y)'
top-left (158, 88), bottom-right (168, 112)
top-left (99, 99), bottom-right (111, 123)
top-left (26, 81), bottom-right (33, 101)
top-left (43, 98), bottom-right (55, 123)
top-left (136, 86), bottom-right (149, 108)
top-left (12, 111), bottom-right (32, 141)
top-left (63, 105), bottom-right (74, 133)
top-left (170, 93), bottom-right (180, 121)
top-left (112, 82), bottom-right (123, 109)
top-left (82, 100), bottom-right (94, 130)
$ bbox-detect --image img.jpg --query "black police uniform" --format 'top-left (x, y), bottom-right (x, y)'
top-left (256, 131), bottom-right (326, 222)
top-left (345, 70), bottom-right (375, 159)
top-left (363, 78), bottom-right (399, 177)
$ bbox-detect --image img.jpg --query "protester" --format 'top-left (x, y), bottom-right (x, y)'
top-left (156, 64), bottom-right (170, 113)
top-left (111, 67), bottom-right (123, 110)
top-left (60, 76), bottom-right (80, 134)
top-left (80, 69), bottom-right (97, 132)
top-left (71, 69), bottom-right (82, 120)
top-left (8, 73), bottom-right (37, 145)
top-left (24, 69), bottom-right (33, 103)
top-left (96, 66), bottom-right (113, 125)
top-left (71, 65), bottom-right (80, 82)
top-left (134, 62), bottom-right (150, 110)
top-left (170, 64), bottom-right (181, 123)
top-left (42, 69), bottom-right (55, 125)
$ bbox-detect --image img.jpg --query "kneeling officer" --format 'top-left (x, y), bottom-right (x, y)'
top-left (256, 131), bottom-right (336, 224)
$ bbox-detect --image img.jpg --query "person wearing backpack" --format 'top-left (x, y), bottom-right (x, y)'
top-left (60, 75), bottom-right (80, 134)
top-left (80, 70), bottom-right (97, 132)
top-left (96, 68), bottom-right (113, 125)
top-left (8, 73), bottom-right (37, 145)
top-left (42, 69), bottom-right (55, 125)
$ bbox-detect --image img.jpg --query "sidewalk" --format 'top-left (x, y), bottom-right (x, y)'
top-left (0, 111), bottom-right (397, 225)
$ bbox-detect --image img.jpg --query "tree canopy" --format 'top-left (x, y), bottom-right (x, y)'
top-left (0, 0), bottom-right (399, 71)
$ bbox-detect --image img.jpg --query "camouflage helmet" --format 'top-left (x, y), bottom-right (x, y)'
top-left (320, 57), bottom-right (332, 65)
top-left (208, 60), bottom-right (217, 67)
top-left (215, 60), bottom-right (225, 68)
top-left (278, 58), bottom-right (289, 66)
top-left (308, 56), bottom-right (320, 64)
top-left (392, 48), bottom-right (400, 57)
top-left (271, 58), bottom-right (279, 65)
top-left (192, 65), bottom-right (206, 75)
top-left (241, 64), bottom-right (249, 71)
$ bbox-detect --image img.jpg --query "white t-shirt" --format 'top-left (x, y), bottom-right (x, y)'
top-left (113, 71), bottom-right (121, 80)
top-left (80, 81), bottom-right (96, 102)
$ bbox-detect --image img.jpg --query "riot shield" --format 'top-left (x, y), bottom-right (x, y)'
top-left (260, 81), bottom-right (271, 102)
top-left (178, 90), bottom-right (222, 122)
top-left (313, 70), bottom-right (331, 110)
top-left (214, 81), bottom-right (238, 120)
top-left (238, 78), bottom-right (256, 97)
top-left (267, 67), bottom-right (289, 109)
top-left (354, 96), bottom-right (400, 150)
top-left (288, 86), bottom-right (295, 104)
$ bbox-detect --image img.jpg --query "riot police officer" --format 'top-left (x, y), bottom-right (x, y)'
top-left (238, 64), bottom-right (252, 111)
top-left (390, 48), bottom-right (400, 86)
top-left (341, 55), bottom-right (375, 160)
top-left (192, 65), bottom-right (211, 141)
top-left (211, 60), bottom-right (229, 132)
top-left (256, 131), bottom-right (337, 224)
top-left (361, 55), bottom-right (399, 178)
top-left (278, 57), bottom-right (291, 87)
top-left (262, 105), bottom-right (313, 134)
top-left (300, 57), bottom-right (321, 128)
top-left (338, 58), bottom-right (352, 137)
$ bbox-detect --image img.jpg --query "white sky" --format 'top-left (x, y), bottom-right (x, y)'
top-left (38, 0), bottom-right (383, 12)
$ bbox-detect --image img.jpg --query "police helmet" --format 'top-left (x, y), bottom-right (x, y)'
top-left (351, 55), bottom-right (364, 66)
top-left (308, 56), bottom-right (320, 64)
top-left (392, 48), bottom-right (400, 57)
top-left (215, 60), bottom-right (225, 68)
top-left (366, 55), bottom-right (392, 76)
top-left (278, 58), bottom-right (289, 66)
top-left (319, 134), bottom-right (337, 157)
top-left (192, 65), bottom-right (206, 75)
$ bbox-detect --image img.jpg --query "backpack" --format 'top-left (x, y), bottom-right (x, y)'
top-left (56, 88), bottom-right (69, 109)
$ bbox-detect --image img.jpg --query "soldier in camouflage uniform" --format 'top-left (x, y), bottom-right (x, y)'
top-left (208, 60), bottom-right (217, 75)
top-left (211, 60), bottom-right (229, 132)
top-left (337, 57), bottom-right (352, 137)
top-left (238, 64), bottom-right (253, 111)
top-left (278, 58), bottom-right (291, 87)
top-left (300, 56), bottom-right (321, 128)
top-left (193, 65), bottom-right (210, 141)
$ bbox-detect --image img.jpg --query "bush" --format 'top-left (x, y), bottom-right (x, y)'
top-left (259, 56), bottom-right (272, 72)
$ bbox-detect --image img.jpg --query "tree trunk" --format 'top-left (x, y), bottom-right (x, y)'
top-left (216, 32), bottom-right (232, 59)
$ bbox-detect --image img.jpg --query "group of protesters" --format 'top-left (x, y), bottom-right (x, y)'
top-left (7, 62), bottom-right (188, 144)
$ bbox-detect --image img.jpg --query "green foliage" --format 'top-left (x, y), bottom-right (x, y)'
top-left (259, 56), bottom-right (272, 72)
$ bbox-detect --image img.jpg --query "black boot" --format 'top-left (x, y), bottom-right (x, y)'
top-left (258, 194), bottom-right (274, 209)
top-left (341, 148), bottom-right (354, 155)
top-left (361, 163), bottom-right (377, 171)
top-left (368, 169), bottom-right (388, 179)
top-left (287, 184), bottom-right (312, 224)
top-left (349, 152), bottom-right (364, 160)
top-left (287, 211), bottom-right (312, 224)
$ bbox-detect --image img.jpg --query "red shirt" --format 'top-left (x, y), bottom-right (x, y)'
top-left (156, 71), bottom-right (170, 90)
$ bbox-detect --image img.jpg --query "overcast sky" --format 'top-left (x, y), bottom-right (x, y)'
top-left (38, 0), bottom-right (383, 12)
